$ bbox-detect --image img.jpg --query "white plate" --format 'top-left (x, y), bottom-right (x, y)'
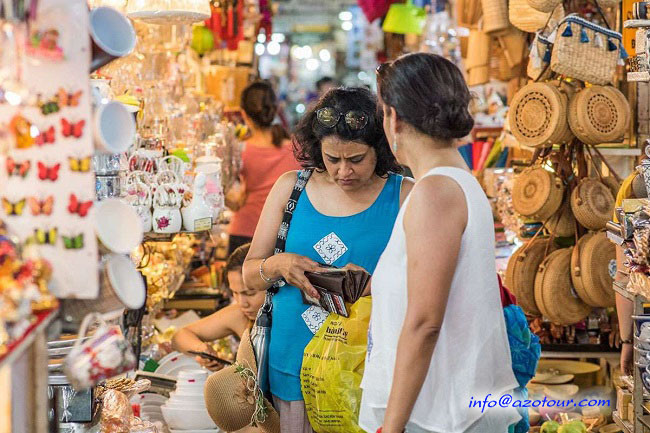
top-left (156, 352), bottom-right (202, 377)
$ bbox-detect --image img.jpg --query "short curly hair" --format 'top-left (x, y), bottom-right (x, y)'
top-left (293, 87), bottom-right (401, 177)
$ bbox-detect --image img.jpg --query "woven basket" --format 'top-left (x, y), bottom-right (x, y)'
top-left (550, 15), bottom-right (623, 85)
top-left (481, 0), bottom-right (509, 34)
top-left (468, 66), bottom-right (490, 86)
top-left (457, 0), bottom-right (483, 28)
top-left (570, 232), bottom-right (596, 305)
top-left (466, 28), bottom-right (491, 69)
top-left (527, 0), bottom-right (561, 13)
top-left (579, 231), bottom-right (616, 307)
top-left (570, 178), bottom-right (615, 230)
top-left (568, 86), bottom-right (630, 145)
top-left (498, 28), bottom-right (527, 68)
top-left (534, 248), bottom-right (592, 325)
top-left (513, 167), bottom-right (565, 220)
top-left (508, 82), bottom-right (574, 148)
top-left (527, 34), bottom-right (554, 81)
top-left (506, 238), bottom-right (556, 315)
top-left (510, 0), bottom-right (564, 33)
top-left (544, 200), bottom-right (576, 237)
top-left (602, 176), bottom-right (621, 198)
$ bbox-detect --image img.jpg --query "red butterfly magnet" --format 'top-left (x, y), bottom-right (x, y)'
top-left (37, 162), bottom-right (61, 181)
top-left (35, 126), bottom-right (55, 146)
top-left (61, 118), bottom-right (85, 138)
top-left (6, 157), bottom-right (31, 178)
top-left (67, 194), bottom-right (93, 217)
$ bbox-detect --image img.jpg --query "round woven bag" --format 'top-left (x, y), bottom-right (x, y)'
top-left (513, 167), bottom-right (565, 220)
top-left (579, 231), bottom-right (616, 307)
top-left (601, 176), bottom-right (621, 199)
top-left (568, 86), bottom-right (630, 145)
top-left (505, 238), bottom-right (556, 316)
top-left (509, 82), bottom-right (573, 148)
top-left (534, 248), bottom-right (591, 325)
top-left (544, 200), bottom-right (575, 238)
top-left (570, 178), bottom-right (615, 230)
top-left (570, 232), bottom-right (596, 305)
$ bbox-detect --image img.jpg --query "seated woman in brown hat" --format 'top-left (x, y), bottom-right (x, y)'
top-left (172, 243), bottom-right (264, 371)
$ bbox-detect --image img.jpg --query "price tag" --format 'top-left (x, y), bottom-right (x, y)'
top-left (193, 217), bottom-right (213, 232)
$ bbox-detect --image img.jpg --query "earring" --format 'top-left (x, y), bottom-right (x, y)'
top-left (392, 139), bottom-right (398, 153)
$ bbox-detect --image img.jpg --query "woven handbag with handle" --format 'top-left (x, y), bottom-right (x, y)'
top-left (508, 82), bottom-right (574, 148)
top-left (510, 0), bottom-right (563, 33)
top-left (527, 0), bottom-right (561, 13)
top-left (527, 33), bottom-right (554, 81)
top-left (550, 14), bottom-right (626, 85)
top-left (481, 0), bottom-right (509, 34)
top-left (512, 166), bottom-right (565, 220)
top-left (567, 85), bottom-right (630, 145)
top-left (570, 178), bottom-right (615, 230)
top-left (571, 231), bottom-right (616, 307)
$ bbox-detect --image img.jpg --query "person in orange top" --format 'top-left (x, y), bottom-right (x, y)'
top-left (226, 81), bottom-right (300, 255)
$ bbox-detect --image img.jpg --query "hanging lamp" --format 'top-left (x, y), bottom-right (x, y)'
top-left (125, 0), bottom-right (211, 24)
top-left (382, 0), bottom-right (426, 35)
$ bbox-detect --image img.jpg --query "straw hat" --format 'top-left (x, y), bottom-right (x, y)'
top-left (204, 329), bottom-right (280, 433)
top-left (505, 238), bottom-right (556, 316)
top-left (512, 167), bottom-right (565, 220)
top-left (570, 178), bottom-right (614, 230)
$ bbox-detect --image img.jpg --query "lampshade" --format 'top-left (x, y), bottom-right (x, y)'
top-left (126, 0), bottom-right (211, 24)
top-left (382, 0), bottom-right (426, 35)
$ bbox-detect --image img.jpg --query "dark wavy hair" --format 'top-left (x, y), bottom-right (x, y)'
top-left (377, 53), bottom-right (474, 142)
top-left (223, 243), bottom-right (250, 288)
top-left (241, 81), bottom-right (289, 148)
top-left (293, 87), bottom-right (400, 177)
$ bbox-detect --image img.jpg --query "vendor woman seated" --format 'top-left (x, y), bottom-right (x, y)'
top-left (172, 243), bottom-right (264, 371)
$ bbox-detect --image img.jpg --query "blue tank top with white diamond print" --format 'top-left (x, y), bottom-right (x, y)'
top-left (268, 172), bottom-right (403, 401)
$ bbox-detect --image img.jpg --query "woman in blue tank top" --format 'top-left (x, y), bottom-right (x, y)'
top-left (243, 87), bottom-right (413, 433)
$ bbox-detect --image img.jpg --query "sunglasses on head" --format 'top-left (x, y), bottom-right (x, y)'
top-left (316, 107), bottom-right (369, 131)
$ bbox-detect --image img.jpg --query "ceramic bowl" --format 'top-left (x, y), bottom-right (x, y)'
top-left (161, 405), bottom-right (216, 430)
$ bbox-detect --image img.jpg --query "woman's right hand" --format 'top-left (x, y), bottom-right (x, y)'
top-left (193, 345), bottom-right (227, 372)
top-left (269, 253), bottom-right (321, 299)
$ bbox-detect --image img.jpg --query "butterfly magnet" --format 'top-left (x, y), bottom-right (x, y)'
top-left (67, 194), bottom-right (93, 217)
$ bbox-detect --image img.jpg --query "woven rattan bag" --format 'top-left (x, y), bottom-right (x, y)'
top-left (508, 82), bottom-right (574, 148)
top-left (570, 178), bottom-right (615, 230)
top-left (568, 86), bottom-right (630, 145)
top-left (534, 248), bottom-right (591, 325)
top-left (544, 200), bottom-right (576, 237)
top-left (510, 0), bottom-right (564, 33)
top-left (570, 232), bottom-right (595, 305)
top-left (481, 0), bottom-right (509, 34)
top-left (527, 33), bottom-right (554, 81)
top-left (505, 238), bottom-right (556, 316)
top-left (602, 176), bottom-right (621, 198)
top-left (571, 231), bottom-right (616, 307)
top-left (527, 0), bottom-right (561, 13)
top-left (513, 167), bottom-right (565, 220)
top-left (550, 15), bottom-right (625, 85)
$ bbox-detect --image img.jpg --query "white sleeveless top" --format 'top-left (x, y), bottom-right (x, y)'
top-left (359, 167), bottom-right (520, 433)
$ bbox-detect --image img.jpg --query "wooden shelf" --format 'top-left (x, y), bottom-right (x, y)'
top-left (0, 310), bottom-right (57, 371)
top-left (614, 412), bottom-right (633, 433)
top-left (143, 231), bottom-right (212, 242)
top-left (614, 281), bottom-right (637, 302)
top-left (595, 147), bottom-right (642, 156)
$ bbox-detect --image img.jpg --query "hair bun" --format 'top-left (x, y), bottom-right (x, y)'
top-left (421, 102), bottom-right (474, 140)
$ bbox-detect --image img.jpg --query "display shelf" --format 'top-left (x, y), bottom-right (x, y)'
top-left (143, 230), bottom-right (212, 242)
top-left (613, 412), bottom-right (633, 433)
top-left (540, 350), bottom-right (620, 359)
top-left (0, 310), bottom-right (57, 371)
top-left (595, 147), bottom-right (643, 156)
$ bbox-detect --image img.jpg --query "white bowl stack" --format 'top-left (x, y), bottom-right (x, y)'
top-left (161, 370), bottom-right (218, 432)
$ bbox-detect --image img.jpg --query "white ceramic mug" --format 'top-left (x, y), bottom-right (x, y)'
top-left (94, 101), bottom-right (136, 154)
top-left (104, 253), bottom-right (146, 310)
top-left (95, 198), bottom-right (143, 253)
top-left (89, 6), bottom-right (136, 73)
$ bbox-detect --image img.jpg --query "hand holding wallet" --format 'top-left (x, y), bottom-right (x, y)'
top-left (301, 265), bottom-right (370, 317)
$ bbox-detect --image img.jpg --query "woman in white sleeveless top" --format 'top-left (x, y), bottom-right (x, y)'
top-left (359, 53), bottom-right (520, 433)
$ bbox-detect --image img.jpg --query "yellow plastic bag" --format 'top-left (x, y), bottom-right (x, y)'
top-left (300, 297), bottom-right (371, 433)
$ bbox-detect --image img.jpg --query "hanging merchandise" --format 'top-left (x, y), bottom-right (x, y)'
top-left (550, 14), bottom-right (625, 85)
top-left (382, 0), bottom-right (426, 35)
top-left (512, 167), bottom-right (565, 220)
top-left (505, 238), bottom-right (557, 316)
top-left (508, 82), bottom-right (574, 148)
top-left (570, 178), bottom-right (615, 230)
top-left (570, 232), bottom-right (616, 307)
top-left (509, 0), bottom-right (564, 34)
top-left (544, 200), bottom-right (576, 238)
top-left (481, 0), bottom-right (509, 34)
top-left (567, 85), bottom-right (630, 145)
top-left (526, 0), bottom-right (561, 14)
top-left (125, 0), bottom-right (212, 24)
top-left (465, 27), bottom-right (491, 87)
top-left (527, 33), bottom-right (554, 81)
top-left (534, 248), bottom-right (591, 326)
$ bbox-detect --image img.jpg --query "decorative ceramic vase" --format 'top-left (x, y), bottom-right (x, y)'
top-left (181, 173), bottom-right (213, 231)
top-left (153, 207), bottom-right (182, 233)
